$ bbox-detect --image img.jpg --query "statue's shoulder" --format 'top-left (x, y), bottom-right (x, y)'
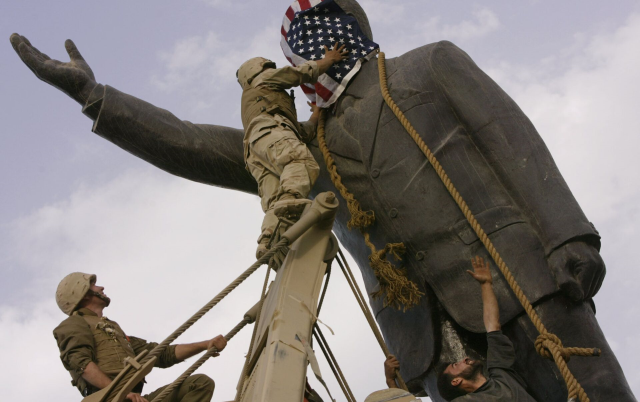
top-left (397, 40), bottom-right (468, 64)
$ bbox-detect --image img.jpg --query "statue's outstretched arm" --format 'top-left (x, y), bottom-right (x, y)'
top-left (10, 34), bottom-right (256, 194)
top-left (429, 41), bottom-right (605, 300)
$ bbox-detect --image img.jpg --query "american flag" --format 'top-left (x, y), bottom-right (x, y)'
top-left (281, 0), bottom-right (380, 108)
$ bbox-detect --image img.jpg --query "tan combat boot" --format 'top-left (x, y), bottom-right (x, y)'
top-left (255, 229), bottom-right (273, 260)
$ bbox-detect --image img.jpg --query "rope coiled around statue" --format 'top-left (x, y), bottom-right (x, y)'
top-left (375, 51), bottom-right (600, 402)
top-left (317, 110), bottom-right (423, 311)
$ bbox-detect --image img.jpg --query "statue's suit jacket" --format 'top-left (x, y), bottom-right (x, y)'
top-left (84, 41), bottom-right (599, 381)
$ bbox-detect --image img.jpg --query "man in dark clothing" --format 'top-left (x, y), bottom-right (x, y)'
top-left (384, 256), bottom-right (536, 401)
top-left (435, 256), bottom-right (536, 401)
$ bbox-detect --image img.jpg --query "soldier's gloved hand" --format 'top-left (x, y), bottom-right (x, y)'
top-left (125, 392), bottom-right (149, 402)
top-left (548, 241), bottom-right (606, 302)
top-left (208, 335), bottom-right (227, 353)
top-left (9, 34), bottom-right (98, 105)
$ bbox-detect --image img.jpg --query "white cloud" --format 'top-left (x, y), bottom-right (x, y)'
top-left (421, 8), bottom-right (501, 43)
top-left (357, 0), bottom-right (406, 25)
top-left (1, 168), bottom-right (389, 401)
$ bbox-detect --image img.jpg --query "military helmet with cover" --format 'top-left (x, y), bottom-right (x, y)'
top-left (56, 272), bottom-right (96, 315)
top-left (237, 57), bottom-right (276, 89)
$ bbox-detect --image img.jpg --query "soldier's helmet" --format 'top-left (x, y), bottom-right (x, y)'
top-left (237, 57), bottom-right (276, 89)
top-left (56, 272), bottom-right (96, 315)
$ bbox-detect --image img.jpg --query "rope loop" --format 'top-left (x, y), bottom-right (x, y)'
top-left (536, 333), bottom-right (569, 362)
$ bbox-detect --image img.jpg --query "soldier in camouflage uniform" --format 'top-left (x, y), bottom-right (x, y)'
top-left (237, 44), bottom-right (349, 259)
top-left (53, 272), bottom-right (227, 402)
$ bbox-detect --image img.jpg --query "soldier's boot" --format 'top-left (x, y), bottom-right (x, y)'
top-left (273, 198), bottom-right (312, 223)
top-left (255, 229), bottom-right (273, 260)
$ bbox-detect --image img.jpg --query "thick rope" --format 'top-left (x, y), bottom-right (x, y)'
top-left (313, 324), bottom-right (356, 402)
top-left (151, 318), bottom-right (251, 402)
top-left (235, 262), bottom-right (273, 401)
top-left (317, 110), bottom-right (423, 311)
top-left (377, 52), bottom-right (599, 402)
top-left (336, 250), bottom-right (409, 391)
top-left (105, 239), bottom-right (290, 401)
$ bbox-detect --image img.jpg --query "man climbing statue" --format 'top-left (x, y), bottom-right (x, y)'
top-left (237, 44), bottom-right (349, 260)
top-left (53, 272), bottom-right (227, 402)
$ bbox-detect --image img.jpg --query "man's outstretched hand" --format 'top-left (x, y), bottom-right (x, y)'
top-left (10, 34), bottom-right (97, 105)
top-left (467, 256), bottom-right (493, 285)
top-left (316, 43), bottom-right (349, 76)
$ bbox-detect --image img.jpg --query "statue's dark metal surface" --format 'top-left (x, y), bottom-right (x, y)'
top-left (9, 1), bottom-right (637, 400)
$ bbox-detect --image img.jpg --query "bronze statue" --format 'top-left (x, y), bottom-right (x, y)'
top-left (9, 1), bottom-right (636, 400)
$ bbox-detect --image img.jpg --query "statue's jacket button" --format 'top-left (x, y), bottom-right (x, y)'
top-left (371, 169), bottom-right (380, 178)
top-left (389, 208), bottom-right (398, 218)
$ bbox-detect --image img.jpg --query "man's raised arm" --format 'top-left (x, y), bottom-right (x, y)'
top-left (10, 34), bottom-right (257, 194)
top-left (467, 256), bottom-right (500, 332)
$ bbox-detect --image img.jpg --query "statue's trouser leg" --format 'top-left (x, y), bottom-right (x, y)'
top-left (502, 295), bottom-right (637, 402)
top-left (144, 374), bottom-right (215, 402)
top-left (247, 126), bottom-right (320, 244)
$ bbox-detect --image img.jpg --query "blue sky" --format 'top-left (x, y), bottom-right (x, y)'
top-left (2, 1), bottom-right (640, 400)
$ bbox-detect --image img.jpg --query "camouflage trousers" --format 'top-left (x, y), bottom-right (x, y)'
top-left (144, 374), bottom-right (214, 402)
top-left (246, 124), bottom-right (320, 238)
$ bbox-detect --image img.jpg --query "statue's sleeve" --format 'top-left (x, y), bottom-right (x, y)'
top-left (429, 41), bottom-right (599, 254)
top-left (82, 85), bottom-right (257, 195)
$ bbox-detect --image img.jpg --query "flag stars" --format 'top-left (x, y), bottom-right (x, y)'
top-left (361, 50), bottom-right (367, 55)
top-left (324, 17), bottom-right (330, 22)
top-left (344, 65), bottom-right (351, 70)
top-left (329, 37), bottom-right (336, 42)
top-left (317, 29), bottom-right (323, 34)
top-left (323, 8), bottom-right (330, 13)
top-left (307, 30), bottom-right (313, 35)
top-left (347, 33), bottom-right (353, 38)
top-left (337, 29), bottom-right (343, 35)
top-left (336, 73), bottom-right (342, 79)
top-left (308, 38), bottom-right (314, 44)
top-left (313, 16), bottom-right (320, 21)
top-left (339, 38), bottom-right (345, 43)
top-left (298, 40), bottom-right (304, 46)
top-left (309, 46), bottom-right (315, 52)
top-left (304, 20), bottom-right (311, 25)
top-left (349, 39), bottom-right (356, 45)
top-left (346, 24), bottom-right (352, 30)
top-left (327, 29), bottom-right (333, 34)
top-left (334, 17), bottom-right (340, 22)
top-left (358, 36), bottom-right (362, 41)
top-left (310, 54), bottom-right (317, 60)
top-left (336, 23), bottom-right (342, 27)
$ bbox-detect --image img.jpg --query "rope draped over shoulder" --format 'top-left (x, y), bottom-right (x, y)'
top-left (376, 51), bottom-right (599, 402)
top-left (317, 110), bottom-right (423, 311)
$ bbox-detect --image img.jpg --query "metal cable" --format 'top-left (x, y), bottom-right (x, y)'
top-left (150, 318), bottom-right (251, 402)
top-left (235, 261), bottom-right (272, 401)
top-left (105, 239), bottom-right (289, 401)
top-left (336, 250), bottom-right (409, 391)
top-left (313, 324), bottom-right (356, 402)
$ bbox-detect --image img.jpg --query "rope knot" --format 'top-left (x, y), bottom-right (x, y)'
top-left (535, 333), bottom-right (570, 362)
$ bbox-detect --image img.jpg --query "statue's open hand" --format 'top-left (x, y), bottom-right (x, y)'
top-left (10, 34), bottom-right (97, 105)
top-left (548, 241), bottom-right (606, 302)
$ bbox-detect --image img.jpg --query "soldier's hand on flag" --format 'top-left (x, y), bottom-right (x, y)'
top-left (323, 43), bottom-right (349, 63)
